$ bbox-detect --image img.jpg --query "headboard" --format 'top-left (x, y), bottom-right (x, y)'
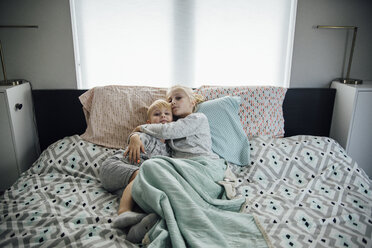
top-left (32, 88), bottom-right (335, 151)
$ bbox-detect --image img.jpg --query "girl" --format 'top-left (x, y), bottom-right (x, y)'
top-left (126, 85), bottom-right (218, 162)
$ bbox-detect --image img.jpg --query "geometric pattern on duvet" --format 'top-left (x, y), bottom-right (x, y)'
top-left (0, 135), bottom-right (138, 248)
top-left (232, 135), bottom-right (372, 248)
top-left (1, 135), bottom-right (371, 248)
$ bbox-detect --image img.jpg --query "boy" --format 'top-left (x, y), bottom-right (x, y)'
top-left (99, 99), bottom-right (172, 241)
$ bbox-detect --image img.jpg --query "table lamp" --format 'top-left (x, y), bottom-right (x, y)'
top-left (0, 25), bottom-right (38, 85)
top-left (0, 40), bottom-right (7, 84)
top-left (316, 25), bottom-right (362, 85)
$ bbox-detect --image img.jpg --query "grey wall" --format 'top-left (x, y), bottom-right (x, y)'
top-left (291, 0), bottom-right (372, 88)
top-left (0, 0), bottom-right (371, 89)
top-left (0, 0), bottom-right (76, 89)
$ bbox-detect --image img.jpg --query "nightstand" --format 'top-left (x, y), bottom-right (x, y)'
top-left (0, 83), bottom-right (40, 191)
top-left (330, 81), bottom-right (372, 179)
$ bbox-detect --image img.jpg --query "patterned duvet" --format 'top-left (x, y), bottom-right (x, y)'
top-left (0, 135), bottom-right (371, 247)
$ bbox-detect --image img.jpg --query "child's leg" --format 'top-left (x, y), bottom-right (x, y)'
top-left (118, 173), bottom-right (137, 214)
top-left (100, 157), bottom-right (135, 194)
top-left (113, 170), bottom-right (146, 228)
top-left (127, 213), bottom-right (159, 243)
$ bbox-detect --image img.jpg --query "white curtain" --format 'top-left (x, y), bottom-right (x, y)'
top-left (70, 0), bottom-right (297, 89)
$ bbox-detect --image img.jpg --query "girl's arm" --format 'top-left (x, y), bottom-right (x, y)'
top-left (139, 113), bottom-right (206, 140)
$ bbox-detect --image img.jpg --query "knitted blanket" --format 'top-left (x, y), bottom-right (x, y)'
top-left (132, 156), bottom-right (268, 247)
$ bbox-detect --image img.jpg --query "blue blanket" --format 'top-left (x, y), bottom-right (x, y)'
top-left (132, 156), bottom-right (268, 247)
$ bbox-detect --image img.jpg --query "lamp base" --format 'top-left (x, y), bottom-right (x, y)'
top-left (0, 79), bottom-right (26, 86)
top-left (335, 78), bottom-right (363, 85)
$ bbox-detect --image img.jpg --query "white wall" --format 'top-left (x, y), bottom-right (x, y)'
top-left (0, 0), bottom-right (371, 89)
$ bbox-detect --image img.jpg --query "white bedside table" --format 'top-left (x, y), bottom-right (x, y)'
top-left (0, 83), bottom-right (40, 191)
top-left (330, 81), bottom-right (372, 179)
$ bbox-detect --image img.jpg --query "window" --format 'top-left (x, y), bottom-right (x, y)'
top-left (70, 0), bottom-right (297, 89)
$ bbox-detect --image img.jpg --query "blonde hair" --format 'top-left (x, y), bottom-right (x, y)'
top-left (147, 99), bottom-right (172, 119)
top-left (166, 85), bottom-right (204, 112)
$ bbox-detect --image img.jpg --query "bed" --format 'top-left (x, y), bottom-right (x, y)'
top-left (0, 85), bottom-right (371, 247)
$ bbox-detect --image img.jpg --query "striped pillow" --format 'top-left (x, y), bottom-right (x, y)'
top-left (197, 96), bottom-right (250, 166)
top-left (79, 85), bottom-right (167, 148)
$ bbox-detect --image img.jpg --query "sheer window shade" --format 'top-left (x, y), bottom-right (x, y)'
top-left (70, 0), bottom-right (297, 89)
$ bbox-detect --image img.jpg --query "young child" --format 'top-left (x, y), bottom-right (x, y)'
top-left (124, 85), bottom-right (220, 243)
top-left (99, 99), bottom-right (173, 239)
top-left (129, 85), bottom-right (219, 160)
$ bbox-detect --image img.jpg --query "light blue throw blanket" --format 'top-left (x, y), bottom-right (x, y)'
top-left (132, 156), bottom-right (269, 247)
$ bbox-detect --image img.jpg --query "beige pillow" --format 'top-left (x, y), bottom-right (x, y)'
top-left (79, 85), bottom-right (167, 148)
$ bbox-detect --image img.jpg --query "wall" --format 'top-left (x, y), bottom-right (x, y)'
top-left (0, 0), bottom-right (76, 89)
top-left (0, 0), bottom-right (371, 89)
top-left (291, 0), bottom-right (372, 87)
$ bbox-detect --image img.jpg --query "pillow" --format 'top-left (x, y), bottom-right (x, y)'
top-left (79, 85), bottom-right (167, 148)
top-left (197, 96), bottom-right (250, 166)
top-left (195, 86), bottom-right (287, 138)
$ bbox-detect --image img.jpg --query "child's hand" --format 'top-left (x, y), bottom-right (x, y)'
top-left (132, 126), bottom-right (141, 133)
top-left (124, 134), bottom-right (145, 164)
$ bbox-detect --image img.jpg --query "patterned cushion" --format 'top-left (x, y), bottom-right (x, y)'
top-left (195, 86), bottom-right (287, 137)
top-left (197, 96), bottom-right (250, 166)
top-left (79, 85), bottom-right (167, 148)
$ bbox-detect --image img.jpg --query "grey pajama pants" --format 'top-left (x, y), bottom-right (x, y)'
top-left (99, 153), bottom-right (141, 196)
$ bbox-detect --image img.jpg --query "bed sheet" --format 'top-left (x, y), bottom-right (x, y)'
top-left (0, 135), bottom-right (371, 247)
top-left (234, 135), bottom-right (371, 248)
top-left (0, 135), bottom-right (136, 247)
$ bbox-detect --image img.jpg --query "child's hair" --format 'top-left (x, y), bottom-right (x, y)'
top-left (147, 99), bottom-right (172, 119)
top-left (166, 85), bottom-right (204, 112)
